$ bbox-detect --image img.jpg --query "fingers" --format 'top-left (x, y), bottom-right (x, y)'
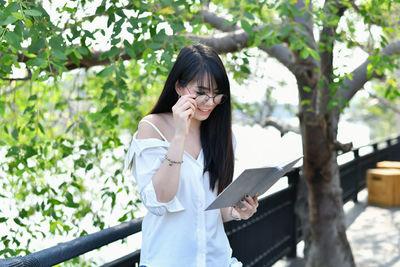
top-left (175, 101), bottom-right (196, 115)
top-left (244, 194), bottom-right (255, 206)
top-left (177, 94), bottom-right (197, 106)
top-left (172, 97), bottom-right (196, 119)
top-left (232, 194), bottom-right (258, 220)
top-left (172, 95), bottom-right (197, 136)
top-left (240, 198), bottom-right (254, 211)
top-left (252, 194), bottom-right (259, 208)
top-left (174, 96), bottom-right (197, 115)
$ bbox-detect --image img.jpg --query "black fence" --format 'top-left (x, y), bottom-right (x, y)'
top-left (1, 135), bottom-right (399, 267)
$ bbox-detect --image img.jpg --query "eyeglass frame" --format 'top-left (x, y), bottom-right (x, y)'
top-left (183, 86), bottom-right (227, 106)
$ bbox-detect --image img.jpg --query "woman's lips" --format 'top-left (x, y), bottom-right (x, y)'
top-left (197, 108), bottom-right (211, 115)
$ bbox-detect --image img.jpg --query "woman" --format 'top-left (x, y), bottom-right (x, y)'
top-left (124, 44), bottom-right (259, 267)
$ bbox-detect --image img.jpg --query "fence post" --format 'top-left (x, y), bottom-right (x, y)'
top-left (287, 168), bottom-right (300, 258)
top-left (397, 137), bottom-right (400, 160)
top-left (353, 149), bottom-right (360, 203)
top-left (372, 143), bottom-right (379, 163)
top-left (386, 139), bottom-right (392, 160)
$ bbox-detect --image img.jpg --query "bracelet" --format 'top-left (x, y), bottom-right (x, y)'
top-left (164, 155), bottom-right (183, 166)
top-left (230, 206), bottom-right (241, 221)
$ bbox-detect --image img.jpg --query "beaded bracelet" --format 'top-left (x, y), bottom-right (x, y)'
top-left (164, 155), bottom-right (183, 166)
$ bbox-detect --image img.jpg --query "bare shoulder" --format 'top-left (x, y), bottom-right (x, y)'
top-left (136, 113), bottom-right (172, 140)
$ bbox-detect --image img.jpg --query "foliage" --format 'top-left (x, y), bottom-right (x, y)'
top-left (0, 0), bottom-right (190, 261)
top-left (346, 81), bottom-right (400, 140)
top-left (0, 63), bottom-right (154, 261)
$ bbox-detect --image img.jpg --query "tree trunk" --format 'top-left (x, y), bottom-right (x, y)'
top-left (294, 169), bottom-right (311, 258)
top-left (299, 107), bottom-right (355, 267)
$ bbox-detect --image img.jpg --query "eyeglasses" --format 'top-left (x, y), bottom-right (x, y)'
top-left (185, 87), bottom-right (227, 106)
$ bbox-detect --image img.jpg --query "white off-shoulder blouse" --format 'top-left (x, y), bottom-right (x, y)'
top-left (124, 120), bottom-right (241, 267)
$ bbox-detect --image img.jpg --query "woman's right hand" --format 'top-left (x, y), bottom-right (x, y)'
top-left (171, 94), bottom-right (197, 137)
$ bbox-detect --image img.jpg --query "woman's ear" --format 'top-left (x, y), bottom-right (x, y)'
top-left (175, 80), bottom-right (184, 97)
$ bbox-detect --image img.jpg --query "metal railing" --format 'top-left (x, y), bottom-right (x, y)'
top-left (1, 135), bottom-right (399, 267)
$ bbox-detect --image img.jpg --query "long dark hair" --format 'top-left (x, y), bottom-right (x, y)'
top-left (150, 44), bottom-right (234, 194)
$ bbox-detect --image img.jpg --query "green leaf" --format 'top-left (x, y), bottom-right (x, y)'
top-left (0, 101), bottom-right (5, 116)
top-left (244, 10), bottom-right (255, 20)
top-left (309, 49), bottom-right (320, 60)
top-left (28, 95), bottom-right (37, 101)
top-left (302, 86), bottom-right (312, 92)
top-left (301, 99), bottom-right (311, 106)
top-left (24, 18), bottom-right (33, 27)
top-left (240, 65), bottom-right (250, 74)
top-left (76, 46), bottom-right (90, 56)
top-left (97, 65), bottom-right (116, 78)
top-left (52, 49), bottom-right (68, 61)
top-left (6, 146), bottom-right (20, 157)
top-left (241, 19), bottom-right (252, 34)
top-left (118, 213), bottom-right (128, 222)
top-left (0, 15), bottom-right (18, 26)
top-left (4, 2), bottom-right (19, 14)
top-left (120, 102), bottom-right (135, 111)
top-left (24, 9), bottom-right (42, 17)
top-left (300, 49), bottom-right (309, 59)
top-left (4, 31), bottom-right (22, 50)
top-left (26, 57), bottom-right (47, 68)
top-left (11, 12), bottom-right (23, 20)
top-left (65, 123), bottom-right (74, 133)
top-left (49, 36), bottom-right (67, 60)
top-left (327, 98), bottom-right (339, 109)
top-left (23, 105), bottom-right (34, 114)
top-left (0, 217), bottom-right (7, 223)
top-left (65, 192), bottom-right (79, 208)
top-left (48, 199), bottom-right (62, 205)
top-left (72, 50), bottom-right (83, 60)
top-left (159, 7), bottom-right (175, 15)
top-left (13, 218), bottom-right (26, 227)
top-left (29, 38), bottom-right (46, 54)
top-left (170, 21), bottom-right (185, 33)
top-left (85, 163), bottom-right (93, 172)
top-left (38, 123), bottom-right (45, 134)
top-left (79, 122), bottom-right (90, 135)
top-left (11, 127), bottom-right (18, 141)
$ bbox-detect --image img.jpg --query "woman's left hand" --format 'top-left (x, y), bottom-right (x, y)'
top-left (233, 194), bottom-right (259, 220)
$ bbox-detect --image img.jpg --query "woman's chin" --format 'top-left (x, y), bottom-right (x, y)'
top-left (194, 108), bottom-right (213, 120)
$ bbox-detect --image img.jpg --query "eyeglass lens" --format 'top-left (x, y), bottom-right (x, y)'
top-left (185, 87), bottom-right (226, 105)
top-left (196, 94), bottom-right (226, 105)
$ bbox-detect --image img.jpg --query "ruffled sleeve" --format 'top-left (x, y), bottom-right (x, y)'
top-left (124, 134), bottom-right (185, 216)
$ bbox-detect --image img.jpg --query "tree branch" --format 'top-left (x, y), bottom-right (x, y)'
top-left (318, 0), bottom-right (350, 112)
top-left (16, 49), bottom-right (133, 71)
top-left (261, 116), bottom-right (300, 136)
top-left (291, 0), bottom-right (314, 37)
top-left (368, 91), bottom-right (400, 114)
top-left (199, 9), bottom-right (239, 32)
top-left (333, 140), bottom-right (353, 153)
top-left (187, 30), bottom-right (250, 54)
top-left (1, 69), bottom-right (32, 81)
top-left (339, 39), bottom-right (400, 102)
top-left (196, 9), bottom-right (296, 70)
top-left (9, 7), bottom-right (297, 75)
top-left (235, 108), bottom-right (300, 136)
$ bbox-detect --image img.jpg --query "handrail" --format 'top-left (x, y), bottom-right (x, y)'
top-left (0, 218), bottom-right (142, 267)
top-left (338, 135), bottom-right (400, 156)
